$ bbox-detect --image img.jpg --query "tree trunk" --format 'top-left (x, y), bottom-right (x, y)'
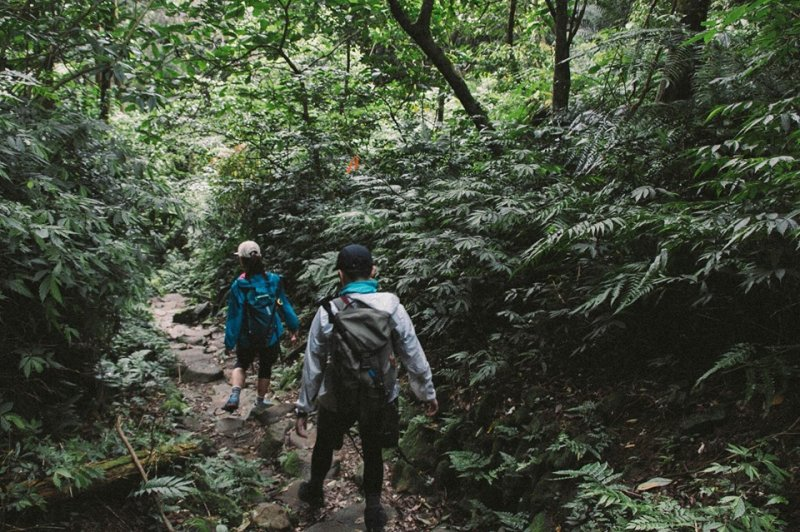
top-left (551, 0), bottom-right (570, 111)
top-left (97, 0), bottom-right (118, 122)
top-left (98, 69), bottom-right (112, 121)
top-left (387, 0), bottom-right (494, 134)
top-left (656, 0), bottom-right (710, 103)
top-left (507, 0), bottom-right (517, 46)
top-left (436, 91), bottom-right (445, 125)
top-left (546, 0), bottom-right (586, 113)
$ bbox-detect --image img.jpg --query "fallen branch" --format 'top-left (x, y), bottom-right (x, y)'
top-left (17, 438), bottom-right (201, 502)
top-left (115, 415), bottom-right (175, 532)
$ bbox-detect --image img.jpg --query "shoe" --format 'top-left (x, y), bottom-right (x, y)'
top-left (364, 504), bottom-right (387, 531)
top-left (222, 394), bottom-right (240, 413)
top-left (298, 480), bottom-right (324, 507)
top-left (255, 397), bottom-right (273, 408)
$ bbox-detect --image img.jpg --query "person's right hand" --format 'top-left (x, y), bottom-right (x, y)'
top-left (295, 416), bottom-right (308, 438)
top-left (425, 398), bottom-right (439, 417)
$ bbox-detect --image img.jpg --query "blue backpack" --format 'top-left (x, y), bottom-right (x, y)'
top-left (242, 275), bottom-right (280, 344)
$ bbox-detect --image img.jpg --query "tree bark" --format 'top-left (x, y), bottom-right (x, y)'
top-left (387, 0), bottom-right (494, 133)
top-left (551, 0), bottom-right (570, 111)
top-left (507, 0), bottom-right (517, 46)
top-left (436, 90), bottom-right (445, 125)
top-left (545, 0), bottom-right (587, 112)
top-left (656, 0), bottom-right (710, 103)
top-left (98, 0), bottom-right (118, 122)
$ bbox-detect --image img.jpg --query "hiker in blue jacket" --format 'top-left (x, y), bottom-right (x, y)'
top-left (223, 240), bottom-right (299, 412)
top-left (294, 244), bottom-right (438, 532)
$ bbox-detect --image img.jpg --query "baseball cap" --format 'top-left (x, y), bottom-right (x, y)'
top-left (336, 244), bottom-right (373, 274)
top-left (235, 240), bottom-right (261, 258)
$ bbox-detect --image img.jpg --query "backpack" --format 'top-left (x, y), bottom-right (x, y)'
top-left (242, 275), bottom-right (280, 345)
top-left (321, 296), bottom-right (398, 424)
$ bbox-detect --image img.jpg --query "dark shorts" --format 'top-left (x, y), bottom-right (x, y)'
top-left (316, 400), bottom-right (398, 450)
top-left (234, 343), bottom-right (281, 379)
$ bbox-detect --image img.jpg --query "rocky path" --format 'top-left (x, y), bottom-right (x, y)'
top-left (151, 293), bottom-right (448, 531)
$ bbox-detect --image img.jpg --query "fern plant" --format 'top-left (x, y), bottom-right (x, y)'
top-left (133, 476), bottom-right (197, 501)
top-left (556, 444), bottom-right (788, 531)
top-left (694, 343), bottom-right (794, 415)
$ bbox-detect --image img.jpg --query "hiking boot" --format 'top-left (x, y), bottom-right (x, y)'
top-left (222, 393), bottom-right (240, 413)
top-left (298, 480), bottom-right (324, 507)
top-left (255, 397), bottom-right (273, 408)
top-left (364, 504), bottom-right (387, 532)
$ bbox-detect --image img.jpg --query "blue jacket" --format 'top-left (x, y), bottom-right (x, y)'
top-left (224, 272), bottom-right (299, 350)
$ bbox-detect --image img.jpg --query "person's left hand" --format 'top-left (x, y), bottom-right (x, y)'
top-left (290, 332), bottom-right (299, 346)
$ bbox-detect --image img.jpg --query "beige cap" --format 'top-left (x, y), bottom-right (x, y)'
top-left (236, 240), bottom-right (261, 258)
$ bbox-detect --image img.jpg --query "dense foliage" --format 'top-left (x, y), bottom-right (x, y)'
top-left (2, 0), bottom-right (799, 528)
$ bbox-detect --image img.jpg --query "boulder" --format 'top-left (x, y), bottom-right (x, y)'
top-left (215, 416), bottom-right (245, 436)
top-left (680, 405), bottom-right (727, 434)
top-left (181, 361), bottom-right (223, 383)
top-left (251, 502), bottom-right (292, 531)
top-left (173, 302), bottom-right (212, 324)
top-left (248, 402), bottom-right (295, 425)
top-left (304, 503), bottom-right (395, 532)
top-left (259, 424), bottom-right (287, 459)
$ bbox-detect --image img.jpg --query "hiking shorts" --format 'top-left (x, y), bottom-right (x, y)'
top-left (234, 343), bottom-right (281, 379)
top-left (315, 400), bottom-right (398, 451)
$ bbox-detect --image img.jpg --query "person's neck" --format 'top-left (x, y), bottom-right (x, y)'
top-left (339, 278), bottom-right (378, 295)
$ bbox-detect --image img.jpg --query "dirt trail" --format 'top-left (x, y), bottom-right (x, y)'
top-left (152, 293), bottom-right (449, 531)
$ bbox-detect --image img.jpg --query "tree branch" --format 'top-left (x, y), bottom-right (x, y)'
top-left (115, 416), bottom-right (175, 532)
top-left (387, 0), bottom-right (415, 33)
top-left (418, 0), bottom-right (435, 29)
top-left (567, 0), bottom-right (587, 45)
top-left (543, 0), bottom-right (556, 19)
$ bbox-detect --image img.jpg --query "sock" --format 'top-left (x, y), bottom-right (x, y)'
top-left (255, 396), bottom-right (264, 405)
top-left (229, 386), bottom-right (241, 400)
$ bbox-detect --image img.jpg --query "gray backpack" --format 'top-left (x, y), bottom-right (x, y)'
top-left (319, 295), bottom-right (398, 418)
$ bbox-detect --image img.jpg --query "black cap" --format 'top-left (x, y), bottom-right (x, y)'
top-left (336, 244), bottom-right (373, 275)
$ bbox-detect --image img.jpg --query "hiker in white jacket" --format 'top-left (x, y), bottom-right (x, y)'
top-left (294, 244), bottom-right (437, 532)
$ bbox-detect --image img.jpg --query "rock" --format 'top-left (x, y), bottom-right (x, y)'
top-left (248, 402), bottom-right (295, 425)
top-left (288, 424), bottom-right (316, 450)
top-left (177, 331), bottom-right (206, 345)
top-left (176, 347), bottom-right (209, 363)
top-left (251, 502), bottom-right (292, 531)
top-left (680, 405), bottom-right (727, 434)
top-left (305, 503), bottom-right (395, 532)
top-left (259, 424), bottom-right (286, 459)
top-left (216, 416), bottom-right (245, 435)
top-left (167, 324), bottom-right (191, 340)
top-left (173, 302), bottom-right (212, 324)
top-left (392, 460), bottom-right (427, 494)
top-left (277, 478), bottom-right (303, 506)
top-left (181, 361), bottom-right (223, 383)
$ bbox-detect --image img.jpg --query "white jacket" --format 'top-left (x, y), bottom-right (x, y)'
top-left (296, 292), bottom-right (436, 414)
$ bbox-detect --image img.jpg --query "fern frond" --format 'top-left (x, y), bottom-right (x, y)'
top-left (132, 476), bottom-right (197, 500)
top-left (694, 343), bottom-right (754, 389)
